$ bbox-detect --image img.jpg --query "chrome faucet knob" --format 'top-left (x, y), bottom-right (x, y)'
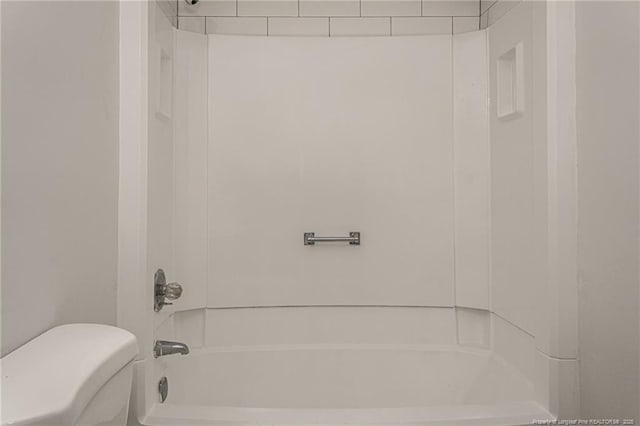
top-left (164, 282), bottom-right (183, 300)
top-left (154, 269), bottom-right (184, 312)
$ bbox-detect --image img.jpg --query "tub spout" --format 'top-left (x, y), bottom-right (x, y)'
top-left (153, 340), bottom-right (190, 358)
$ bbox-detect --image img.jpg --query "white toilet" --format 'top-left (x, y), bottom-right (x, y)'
top-left (1, 323), bottom-right (138, 426)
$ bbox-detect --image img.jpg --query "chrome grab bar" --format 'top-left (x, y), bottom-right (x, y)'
top-left (304, 232), bottom-right (360, 246)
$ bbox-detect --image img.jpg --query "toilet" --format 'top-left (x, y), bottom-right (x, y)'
top-left (1, 323), bottom-right (138, 425)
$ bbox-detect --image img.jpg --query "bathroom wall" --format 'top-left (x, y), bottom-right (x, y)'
top-left (1, 1), bottom-right (120, 356)
top-left (575, 1), bottom-right (640, 419)
top-left (177, 0), bottom-right (481, 35)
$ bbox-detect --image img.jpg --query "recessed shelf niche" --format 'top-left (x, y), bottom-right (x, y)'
top-left (497, 41), bottom-right (524, 119)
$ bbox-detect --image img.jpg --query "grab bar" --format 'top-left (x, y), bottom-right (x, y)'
top-left (304, 232), bottom-right (360, 246)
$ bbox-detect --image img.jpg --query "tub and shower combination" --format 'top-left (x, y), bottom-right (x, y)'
top-left (122, 0), bottom-right (577, 424)
top-left (149, 341), bottom-right (545, 424)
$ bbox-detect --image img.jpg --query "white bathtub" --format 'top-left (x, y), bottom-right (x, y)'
top-left (143, 344), bottom-right (553, 425)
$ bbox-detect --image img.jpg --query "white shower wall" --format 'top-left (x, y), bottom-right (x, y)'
top-left (150, 31), bottom-right (496, 410)
top-left (175, 3), bottom-right (578, 418)
top-left (489, 0), bottom-right (542, 337)
top-left (172, 30), bottom-right (491, 315)
top-left (453, 30), bottom-right (489, 310)
top-left (174, 30), bottom-right (208, 312)
top-left (209, 35), bottom-right (454, 307)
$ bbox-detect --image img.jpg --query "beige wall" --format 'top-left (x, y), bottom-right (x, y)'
top-left (576, 1), bottom-right (640, 420)
top-left (1, 1), bottom-right (120, 356)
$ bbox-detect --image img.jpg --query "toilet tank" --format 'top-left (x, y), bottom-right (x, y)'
top-left (1, 324), bottom-right (138, 426)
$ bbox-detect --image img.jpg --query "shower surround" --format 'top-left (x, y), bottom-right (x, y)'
top-left (119, 0), bottom-right (580, 424)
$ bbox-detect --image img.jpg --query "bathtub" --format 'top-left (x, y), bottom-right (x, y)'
top-left (143, 344), bottom-right (553, 425)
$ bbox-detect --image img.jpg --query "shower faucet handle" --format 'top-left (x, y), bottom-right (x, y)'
top-left (164, 282), bottom-right (183, 300)
top-left (154, 269), bottom-right (183, 312)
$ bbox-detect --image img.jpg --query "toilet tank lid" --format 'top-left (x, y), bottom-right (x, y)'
top-left (0, 324), bottom-right (138, 425)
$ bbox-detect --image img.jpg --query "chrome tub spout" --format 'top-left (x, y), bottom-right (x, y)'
top-left (153, 340), bottom-right (190, 358)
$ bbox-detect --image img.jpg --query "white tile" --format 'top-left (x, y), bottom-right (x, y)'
top-left (480, 0), bottom-right (495, 14)
top-left (479, 10), bottom-right (488, 28)
top-left (300, 0), bottom-right (360, 17)
top-left (487, 0), bottom-right (520, 26)
top-left (206, 307), bottom-right (457, 346)
top-left (391, 17), bottom-right (451, 35)
top-left (330, 17), bottom-right (391, 35)
top-left (453, 16), bottom-right (478, 33)
top-left (238, 0), bottom-right (298, 17)
top-left (422, 0), bottom-right (479, 17)
top-left (268, 17), bottom-right (330, 35)
top-left (179, 16), bottom-right (206, 33)
top-left (362, 0), bottom-right (421, 17)
top-left (179, 0), bottom-right (236, 17)
top-left (206, 17), bottom-right (268, 34)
